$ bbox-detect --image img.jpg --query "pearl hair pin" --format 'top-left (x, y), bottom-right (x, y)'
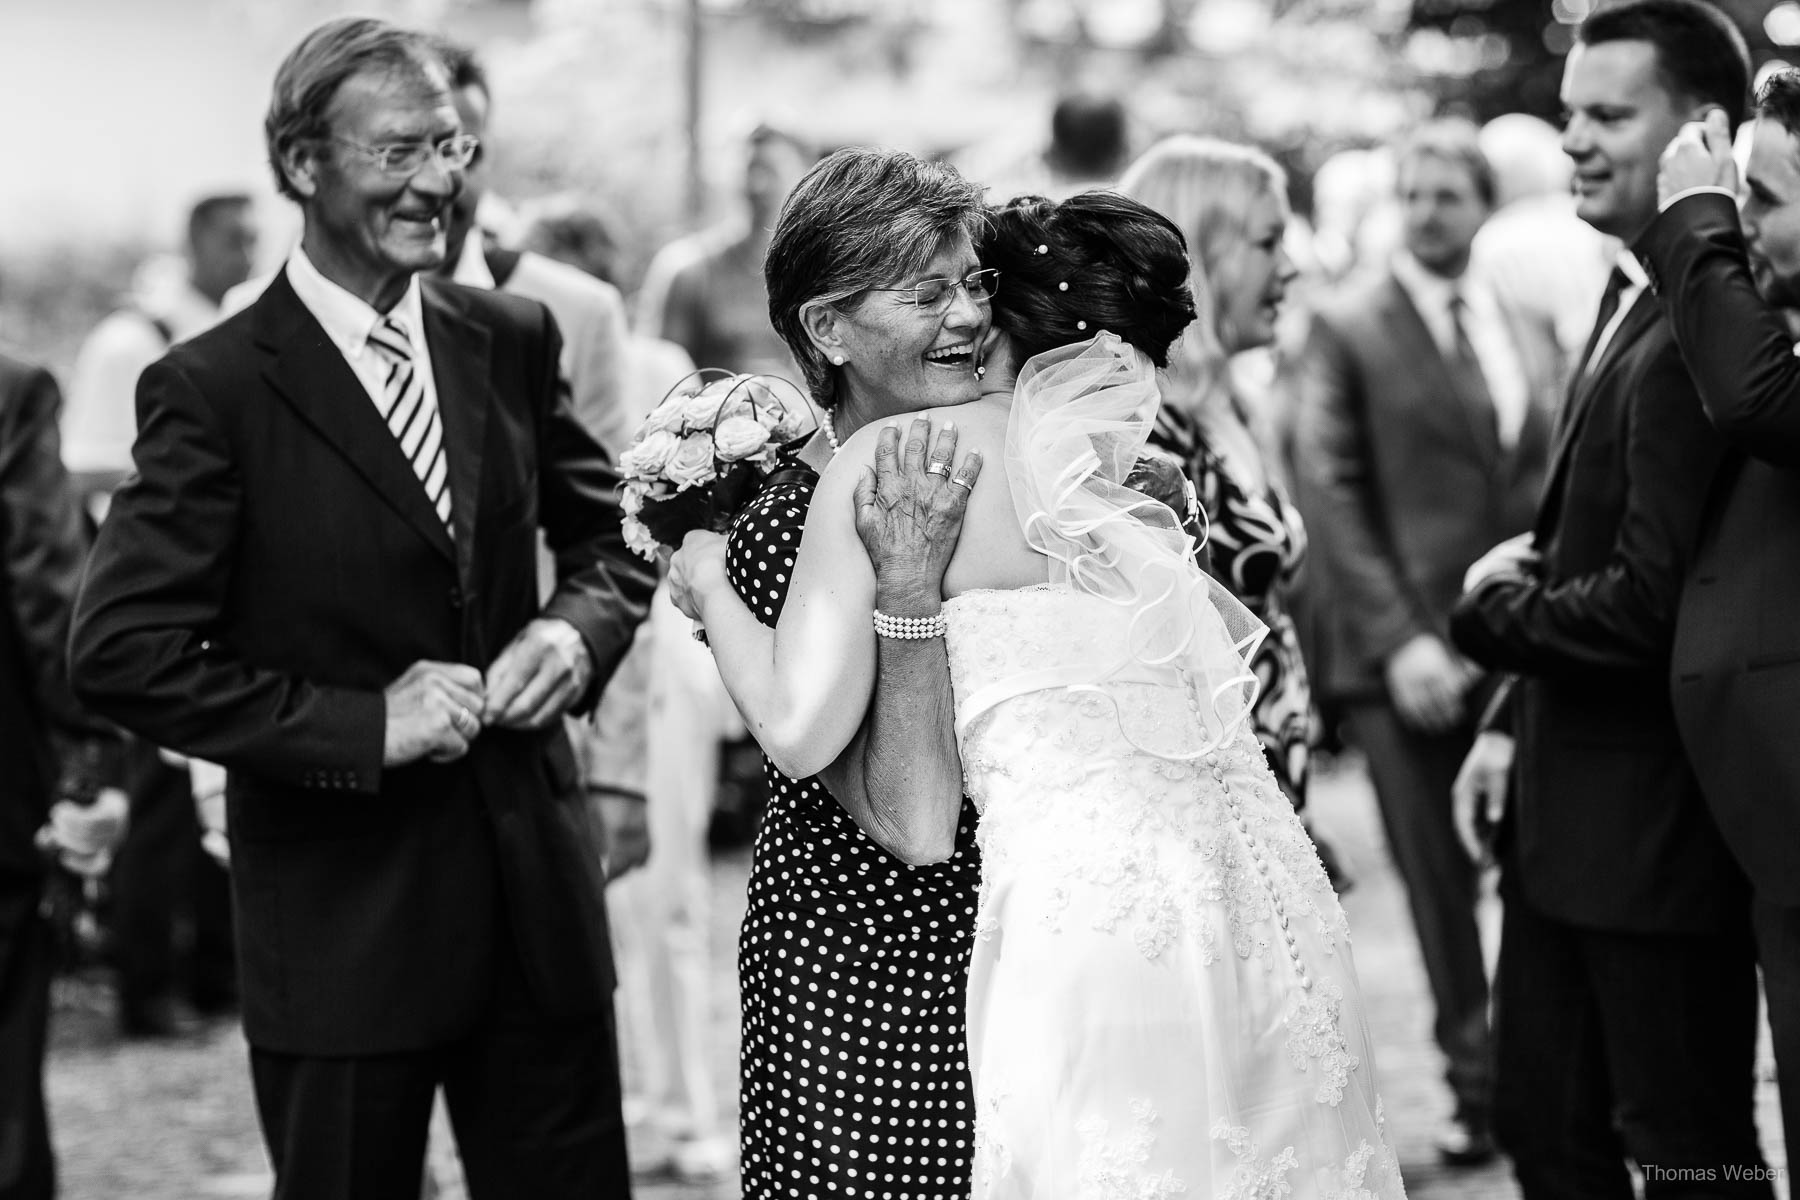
top-left (1077, 320), bottom-right (1087, 330)
top-left (1035, 244), bottom-right (1049, 255)
top-left (1058, 282), bottom-right (1069, 291)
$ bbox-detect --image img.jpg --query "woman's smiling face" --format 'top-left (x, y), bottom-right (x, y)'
top-left (828, 232), bottom-right (992, 424)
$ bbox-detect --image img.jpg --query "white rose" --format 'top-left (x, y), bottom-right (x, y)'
top-left (620, 485), bottom-right (647, 516)
top-left (722, 377), bottom-right (781, 422)
top-left (665, 432), bottom-right (717, 490)
top-left (623, 516), bottom-right (661, 562)
top-left (714, 416), bottom-right (773, 462)
top-left (619, 429), bottom-right (680, 478)
top-left (682, 379), bottom-right (740, 427)
top-left (642, 393), bottom-right (689, 435)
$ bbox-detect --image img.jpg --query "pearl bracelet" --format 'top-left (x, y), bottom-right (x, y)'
top-left (872, 608), bottom-right (947, 640)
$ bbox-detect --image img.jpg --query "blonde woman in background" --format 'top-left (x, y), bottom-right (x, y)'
top-left (1120, 136), bottom-right (1318, 812)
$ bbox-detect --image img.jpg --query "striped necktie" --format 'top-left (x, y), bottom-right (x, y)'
top-left (367, 314), bottom-right (452, 533)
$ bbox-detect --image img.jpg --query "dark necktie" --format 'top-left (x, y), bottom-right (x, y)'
top-left (1447, 292), bottom-right (1496, 417)
top-left (1578, 266), bottom-right (1632, 378)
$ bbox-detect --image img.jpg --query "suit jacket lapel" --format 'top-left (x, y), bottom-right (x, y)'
top-left (421, 279), bottom-right (492, 589)
top-left (253, 271), bottom-right (455, 562)
top-left (1536, 291), bottom-right (1660, 533)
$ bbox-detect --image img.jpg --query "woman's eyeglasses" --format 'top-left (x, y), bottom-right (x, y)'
top-left (871, 268), bottom-right (1001, 311)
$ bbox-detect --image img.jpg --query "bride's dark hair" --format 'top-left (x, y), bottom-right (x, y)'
top-left (981, 191), bottom-right (1197, 369)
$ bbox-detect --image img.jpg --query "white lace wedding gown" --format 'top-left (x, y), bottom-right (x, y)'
top-left (942, 335), bottom-right (1406, 1199)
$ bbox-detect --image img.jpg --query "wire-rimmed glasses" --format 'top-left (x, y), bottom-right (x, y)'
top-left (329, 134), bottom-right (481, 177)
top-left (870, 268), bottom-right (1001, 311)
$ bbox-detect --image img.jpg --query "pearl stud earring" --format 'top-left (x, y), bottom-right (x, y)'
top-left (832, 355), bottom-right (845, 366)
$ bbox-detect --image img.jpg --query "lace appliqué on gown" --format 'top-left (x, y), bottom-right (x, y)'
top-left (1287, 979), bottom-right (1358, 1107)
top-left (1212, 1121), bottom-right (1300, 1200)
top-left (1077, 1100), bottom-right (1187, 1199)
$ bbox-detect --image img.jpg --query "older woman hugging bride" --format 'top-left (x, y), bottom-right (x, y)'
top-left (671, 159), bottom-right (1405, 1198)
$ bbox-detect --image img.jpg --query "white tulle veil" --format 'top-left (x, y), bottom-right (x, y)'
top-left (1006, 331), bottom-right (1267, 759)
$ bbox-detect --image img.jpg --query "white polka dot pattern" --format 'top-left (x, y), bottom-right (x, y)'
top-left (726, 461), bottom-right (981, 1197)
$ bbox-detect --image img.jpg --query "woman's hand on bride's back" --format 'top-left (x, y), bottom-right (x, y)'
top-left (852, 416), bottom-right (982, 602)
top-left (667, 530), bottom-right (730, 621)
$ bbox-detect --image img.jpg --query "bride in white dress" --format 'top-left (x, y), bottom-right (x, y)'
top-left (671, 191), bottom-right (1406, 1198)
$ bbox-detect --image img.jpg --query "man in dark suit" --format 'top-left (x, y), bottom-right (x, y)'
top-left (1293, 117), bottom-right (1557, 1164)
top-left (68, 19), bottom-right (655, 1198)
top-left (0, 352), bottom-right (127, 1199)
top-left (1636, 70), bottom-right (1800, 1158)
top-left (1449, 3), bottom-right (1770, 1195)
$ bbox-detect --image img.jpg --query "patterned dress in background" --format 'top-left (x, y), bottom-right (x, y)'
top-left (1150, 401), bottom-right (1316, 807)
top-left (725, 455), bottom-right (982, 1198)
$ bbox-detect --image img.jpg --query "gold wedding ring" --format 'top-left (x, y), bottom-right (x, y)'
top-left (925, 461), bottom-right (951, 477)
top-left (949, 475), bottom-right (974, 492)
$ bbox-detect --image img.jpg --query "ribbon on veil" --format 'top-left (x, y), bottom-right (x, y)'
top-left (1005, 332), bottom-right (1268, 760)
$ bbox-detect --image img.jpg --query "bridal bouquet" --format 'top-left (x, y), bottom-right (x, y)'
top-left (618, 370), bottom-right (813, 561)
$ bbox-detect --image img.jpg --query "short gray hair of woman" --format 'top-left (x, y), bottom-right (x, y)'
top-left (764, 147), bottom-right (986, 410)
top-left (1118, 135), bottom-right (1288, 404)
top-left (263, 17), bottom-right (446, 203)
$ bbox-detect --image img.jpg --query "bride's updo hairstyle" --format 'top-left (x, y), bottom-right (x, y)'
top-left (981, 191), bottom-right (1197, 369)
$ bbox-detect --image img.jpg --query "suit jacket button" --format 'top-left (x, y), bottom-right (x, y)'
top-left (448, 586), bottom-right (464, 609)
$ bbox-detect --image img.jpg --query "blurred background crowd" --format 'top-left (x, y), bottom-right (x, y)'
top-left (7, 0), bottom-right (1800, 1195)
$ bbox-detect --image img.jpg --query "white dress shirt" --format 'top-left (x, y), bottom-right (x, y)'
top-left (63, 262), bottom-right (223, 475)
top-left (1392, 252), bottom-right (1532, 448)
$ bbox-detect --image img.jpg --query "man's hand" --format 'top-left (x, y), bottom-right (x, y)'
top-left (384, 660), bottom-right (487, 765)
top-left (1463, 532), bottom-right (1539, 595)
top-left (1659, 107), bottom-right (1737, 207)
top-left (45, 787), bottom-right (130, 878)
top-left (597, 793), bottom-right (651, 882)
top-left (190, 758), bottom-right (230, 866)
top-left (1453, 731), bottom-right (1515, 866)
top-left (483, 618), bottom-right (593, 730)
top-left (1385, 634), bottom-right (1475, 734)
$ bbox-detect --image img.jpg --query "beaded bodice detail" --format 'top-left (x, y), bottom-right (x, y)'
top-left (943, 586), bottom-right (1348, 966)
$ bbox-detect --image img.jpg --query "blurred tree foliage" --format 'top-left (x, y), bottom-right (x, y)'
top-left (1408, 0), bottom-right (1784, 123)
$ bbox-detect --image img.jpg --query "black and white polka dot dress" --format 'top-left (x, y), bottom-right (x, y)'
top-left (726, 454), bottom-right (981, 1198)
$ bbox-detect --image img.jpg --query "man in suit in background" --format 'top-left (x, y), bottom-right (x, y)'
top-left (1450, 3), bottom-right (1769, 1195)
top-left (0, 352), bottom-right (128, 1199)
top-left (1637, 68), bottom-right (1800, 1156)
top-left (1293, 117), bottom-right (1557, 1164)
top-left (63, 193), bottom-right (259, 1038)
top-left (69, 19), bottom-right (655, 1198)
top-left (431, 41), bottom-right (635, 459)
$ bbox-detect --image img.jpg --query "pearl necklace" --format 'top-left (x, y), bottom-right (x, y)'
top-left (819, 409), bottom-right (841, 456)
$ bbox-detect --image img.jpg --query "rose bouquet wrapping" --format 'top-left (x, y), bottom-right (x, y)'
top-left (618, 371), bottom-right (814, 560)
